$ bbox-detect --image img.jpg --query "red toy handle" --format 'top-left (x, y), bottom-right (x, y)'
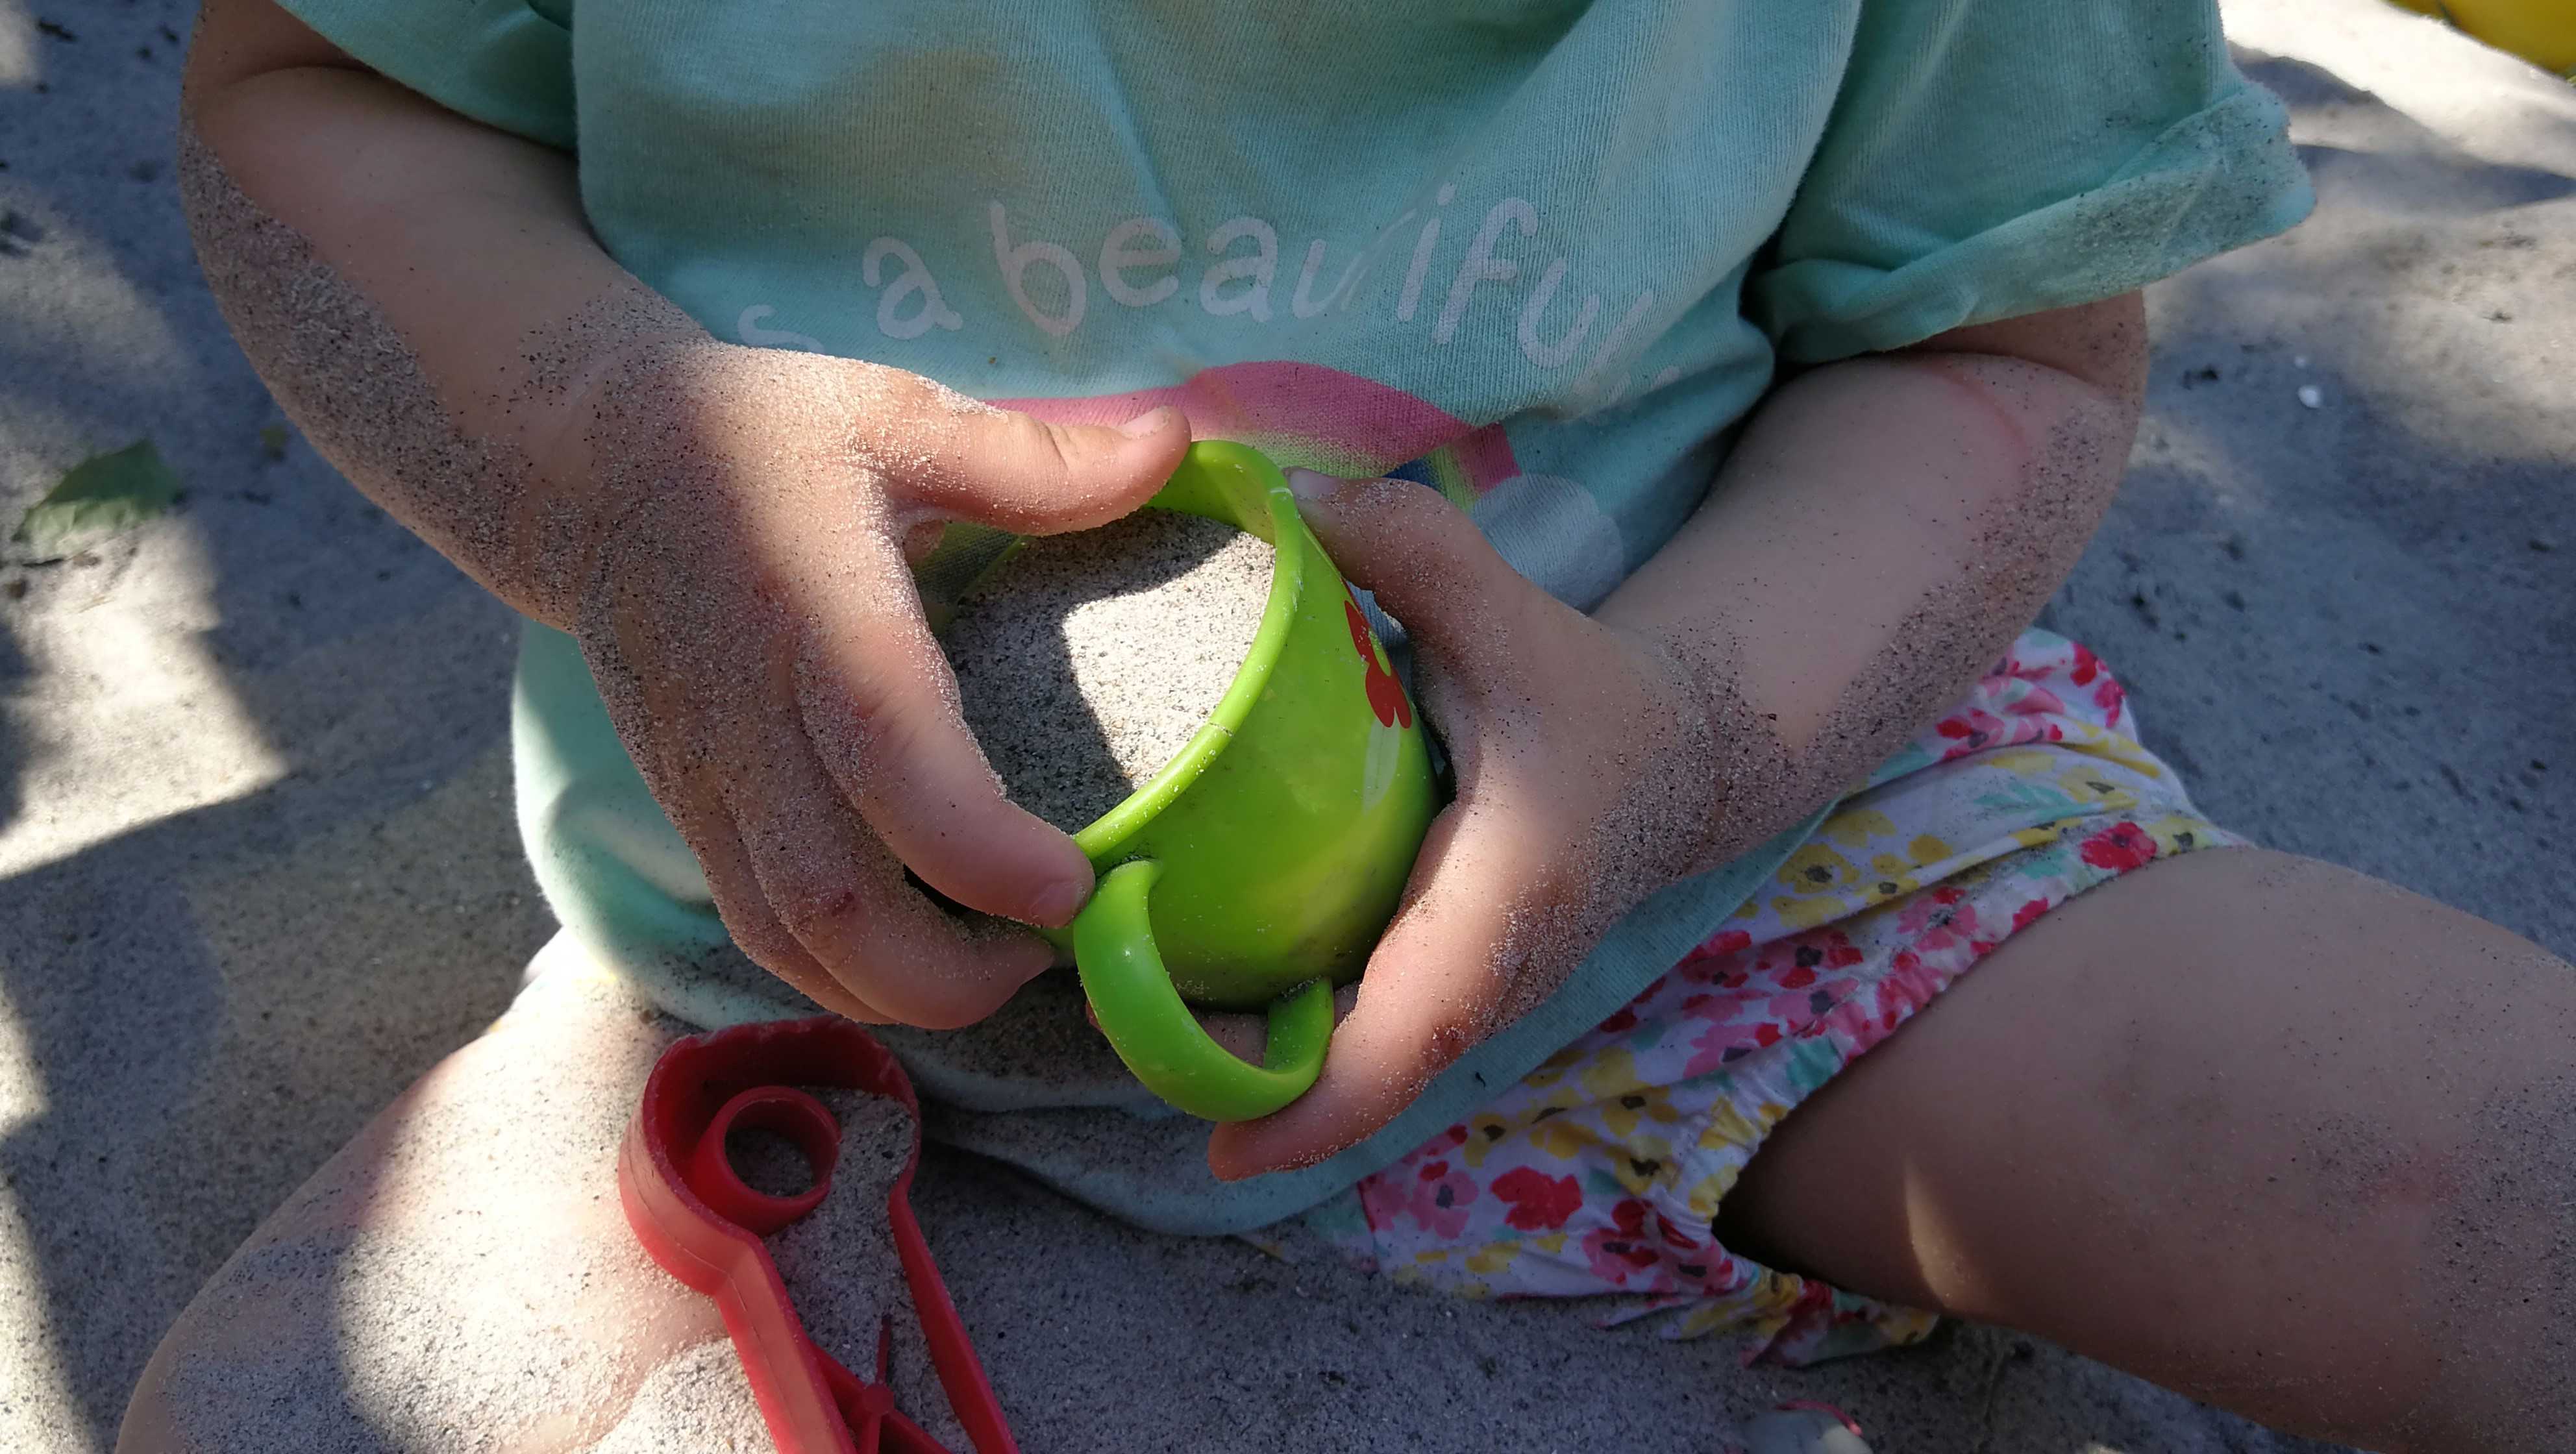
top-left (617, 1017), bottom-right (1018, 1454)
top-left (687, 1085), bottom-right (841, 1236)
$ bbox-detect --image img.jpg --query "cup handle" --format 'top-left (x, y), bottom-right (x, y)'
top-left (1073, 859), bottom-right (1333, 1122)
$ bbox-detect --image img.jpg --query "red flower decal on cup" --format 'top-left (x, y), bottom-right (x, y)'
top-left (1344, 589), bottom-right (1413, 729)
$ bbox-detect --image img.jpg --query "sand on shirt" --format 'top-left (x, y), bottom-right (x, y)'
top-left (943, 510), bottom-right (1275, 832)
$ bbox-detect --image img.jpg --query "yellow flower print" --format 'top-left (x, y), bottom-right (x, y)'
top-left (2140, 813), bottom-right (2214, 854)
top-left (1775, 843), bottom-right (1864, 897)
top-left (1981, 748), bottom-right (2057, 776)
top-left (1604, 1092), bottom-right (1683, 1145)
top-left (1459, 1113), bottom-right (1517, 1169)
top-left (1905, 833), bottom-right (1953, 865)
top-left (1529, 1110), bottom-right (1603, 1162)
top-left (2057, 765), bottom-right (2138, 810)
top-left (1522, 1062), bottom-right (1572, 1093)
top-left (1611, 1132), bottom-right (1682, 1195)
top-left (1739, 1270), bottom-right (1810, 1322)
top-left (2066, 732), bottom-right (2165, 777)
top-left (1465, 1244), bottom-right (1520, 1277)
top-left (1682, 1163), bottom-right (1741, 1224)
top-left (1698, 1098), bottom-right (1780, 1155)
top-left (1768, 893), bottom-right (1849, 931)
top-left (1578, 1047), bottom-right (1648, 1102)
top-left (1818, 807), bottom-right (1896, 850)
top-left (1671, 1303), bottom-right (1738, 1340)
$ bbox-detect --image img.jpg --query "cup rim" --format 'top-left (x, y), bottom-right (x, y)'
top-left (1071, 441), bottom-right (1307, 863)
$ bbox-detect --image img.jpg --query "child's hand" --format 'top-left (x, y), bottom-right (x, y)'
top-left (1208, 473), bottom-right (1732, 1178)
top-left (544, 339), bottom-right (1189, 1028)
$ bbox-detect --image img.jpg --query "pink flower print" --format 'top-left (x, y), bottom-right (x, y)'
top-left (1884, 970), bottom-right (1940, 1028)
top-left (1757, 939), bottom-right (1852, 1025)
top-left (1698, 928), bottom-right (1753, 959)
top-left (1580, 1198), bottom-right (1665, 1285)
top-left (1933, 707), bottom-right (2008, 758)
top-left (2009, 897), bottom-right (2052, 933)
top-left (1683, 1018), bottom-right (1782, 1077)
top-left (1491, 1168), bottom-right (1585, 1232)
top-left (1913, 900), bottom-right (1985, 958)
top-left (2005, 683), bottom-right (2069, 719)
top-left (1777, 931), bottom-right (1865, 976)
top-left (1894, 885), bottom-right (1968, 937)
top-left (1593, 1004), bottom-right (1642, 1037)
top-left (2092, 674), bottom-right (2127, 725)
top-left (2079, 822), bottom-right (2159, 872)
top-left (2070, 643), bottom-right (2103, 686)
top-left (1356, 1165), bottom-right (1414, 1236)
top-left (1676, 930), bottom-right (1753, 986)
top-left (1848, 969), bottom-right (1938, 1041)
top-left (1400, 1158), bottom-right (1480, 1240)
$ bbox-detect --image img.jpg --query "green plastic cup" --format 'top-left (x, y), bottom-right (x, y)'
top-left (997, 441), bottom-right (1437, 1122)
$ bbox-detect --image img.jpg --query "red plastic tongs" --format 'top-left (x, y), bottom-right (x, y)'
top-left (617, 1017), bottom-right (1018, 1454)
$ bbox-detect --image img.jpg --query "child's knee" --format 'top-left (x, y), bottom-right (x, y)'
top-left (121, 1238), bottom-right (368, 1453)
top-left (2392, 1076), bottom-right (2576, 1448)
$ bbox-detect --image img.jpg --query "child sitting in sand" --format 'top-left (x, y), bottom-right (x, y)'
top-left (127, 0), bottom-right (2574, 1448)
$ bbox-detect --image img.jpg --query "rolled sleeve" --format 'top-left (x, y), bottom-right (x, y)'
top-left (1751, 0), bottom-right (2314, 362)
top-left (273, 0), bottom-right (576, 151)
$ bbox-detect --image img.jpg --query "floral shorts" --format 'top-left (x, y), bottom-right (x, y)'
top-left (1296, 630), bottom-right (2239, 1365)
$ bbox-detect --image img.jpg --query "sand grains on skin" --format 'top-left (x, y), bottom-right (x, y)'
top-left (943, 510), bottom-right (1275, 832)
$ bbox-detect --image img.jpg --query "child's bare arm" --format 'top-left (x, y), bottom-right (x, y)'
top-left (1215, 295), bottom-right (2144, 1176)
top-left (180, 0), bottom-right (1193, 1029)
top-left (1604, 293), bottom-right (2149, 861)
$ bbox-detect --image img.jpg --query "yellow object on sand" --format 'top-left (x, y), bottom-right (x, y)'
top-left (2392, 0), bottom-right (2576, 74)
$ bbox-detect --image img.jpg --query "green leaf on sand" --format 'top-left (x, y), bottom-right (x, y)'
top-left (11, 440), bottom-right (180, 561)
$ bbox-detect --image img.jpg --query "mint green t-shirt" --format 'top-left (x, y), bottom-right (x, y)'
top-left (282, 0), bottom-right (2310, 1233)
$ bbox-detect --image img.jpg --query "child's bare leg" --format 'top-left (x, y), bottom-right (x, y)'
top-left (1720, 846), bottom-right (2574, 1452)
top-left (118, 964), bottom-right (738, 1452)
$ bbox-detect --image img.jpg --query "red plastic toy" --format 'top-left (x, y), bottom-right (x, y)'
top-left (617, 1017), bottom-right (1018, 1454)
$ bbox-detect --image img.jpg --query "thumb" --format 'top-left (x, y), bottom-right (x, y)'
top-left (897, 400), bottom-right (1193, 535)
top-left (1284, 470), bottom-right (1530, 650)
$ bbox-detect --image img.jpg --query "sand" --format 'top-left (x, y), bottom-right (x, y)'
top-left (615, 1086), bottom-right (969, 1451)
top-left (767, 1090), bottom-right (969, 1451)
top-left (583, 1342), bottom-right (771, 1454)
top-left (944, 510), bottom-right (1274, 831)
top-left (5, 0), bottom-right (2574, 1448)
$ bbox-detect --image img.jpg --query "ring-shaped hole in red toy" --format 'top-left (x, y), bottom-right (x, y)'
top-left (686, 1085), bottom-right (843, 1238)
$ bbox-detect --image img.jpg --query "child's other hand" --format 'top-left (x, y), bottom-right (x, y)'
top-left (1208, 473), bottom-right (1729, 1179)
top-left (544, 338), bottom-right (1189, 1028)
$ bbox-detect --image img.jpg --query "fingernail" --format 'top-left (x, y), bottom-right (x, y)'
top-left (1285, 467), bottom-right (1339, 502)
top-left (1118, 404), bottom-right (1182, 438)
top-left (1030, 876), bottom-right (1090, 928)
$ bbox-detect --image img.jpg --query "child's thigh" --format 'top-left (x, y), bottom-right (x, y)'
top-left (1718, 846), bottom-right (2575, 1448)
top-left (119, 971), bottom-right (723, 1453)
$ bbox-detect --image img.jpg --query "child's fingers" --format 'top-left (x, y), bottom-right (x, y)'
top-left (658, 756), bottom-right (895, 1026)
top-left (874, 378), bottom-right (1191, 534)
top-left (1095, 984), bottom-right (1363, 1065)
top-left (786, 548), bottom-right (1100, 932)
top-left (1206, 803), bottom-right (1557, 1179)
top-left (1285, 469), bottom-right (1536, 663)
top-left (719, 667), bottom-right (1058, 1029)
